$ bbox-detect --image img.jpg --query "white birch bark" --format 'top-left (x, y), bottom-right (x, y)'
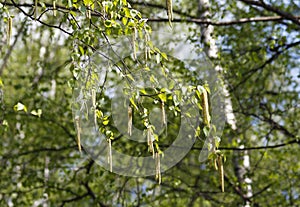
top-left (198, 0), bottom-right (252, 205)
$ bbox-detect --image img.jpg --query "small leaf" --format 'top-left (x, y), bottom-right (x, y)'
top-left (130, 9), bottom-right (139, 18)
top-left (149, 75), bottom-right (158, 84)
top-left (14, 102), bottom-right (27, 112)
top-left (104, 20), bottom-right (112, 27)
top-left (129, 97), bottom-right (138, 110)
top-left (79, 46), bottom-right (84, 55)
top-left (31, 109), bottom-right (42, 117)
top-left (68, 0), bottom-right (72, 7)
top-left (139, 88), bottom-right (147, 94)
top-left (122, 17), bottom-right (128, 25)
top-left (158, 93), bottom-right (167, 103)
top-left (83, 0), bottom-right (92, 6)
top-left (160, 52), bottom-right (168, 60)
top-left (96, 109), bottom-right (103, 118)
top-left (214, 136), bottom-right (221, 148)
top-left (203, 126), bottom-right (209, 137)
top-left (126, 74), bottom-right (135, 81)
top-left (103, 120), bottom-right (109, 125)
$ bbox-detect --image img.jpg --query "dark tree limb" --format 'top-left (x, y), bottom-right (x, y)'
top-left (10, 0), bottom-right (73, 36)
top-left (128, 0), bottom-right (194, 18)
top-left (219, 138), bottom-right (299, 151)
top-left (59, 192), bottom-right (89, 207)
top-left (147, 16), bottom-right (300, 26)
top-left (3, 1), bottom-right (300, 27)
top-left (239, 0), bottom-right (300, 26)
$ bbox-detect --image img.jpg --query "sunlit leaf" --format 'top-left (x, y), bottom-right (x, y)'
top-left (14, 102), bottom-right (27, 112)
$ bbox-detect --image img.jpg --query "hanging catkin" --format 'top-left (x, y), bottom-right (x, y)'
top-left (7, 17), bottom-right (12, 45)
top-left (108, 139), bottom-right (112, 172)
top-left (145, 30), bottom-right (151, 59)
top-left (34, 0), bottom-right (38, 20)
top-left (75, 116), bottom-right (81, 153)
top-left (201, 88), bottom-right (211, 127)
top-left (166, 0), bottom-right (173, 26)
top-left (86, 5), bottom-right (91, 19)
top-left (155, 153), bottom-right (161, 184)
top-left (53, 1), bottom-right (57, 16)
top-left (217, 155), bottom-right (224, 192)
top-left (147, 127), bottom-right (154, 158)
top-left (92, 89), bottom-right (97, 126)
top-left (144, 30), bottom-right (149, 61)
top-left (132, 27), bottom-right (137, 60)
top-left (161, 101), bottom-right (166, 126)
top-left (128, 106), bottom-right (133, 136)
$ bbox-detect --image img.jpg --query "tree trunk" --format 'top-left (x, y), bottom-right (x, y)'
top-left (198, 0), bottom-right (253, 206)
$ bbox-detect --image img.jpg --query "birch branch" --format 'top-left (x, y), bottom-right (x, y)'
top-left (147, 15), bottom-right (300, 26)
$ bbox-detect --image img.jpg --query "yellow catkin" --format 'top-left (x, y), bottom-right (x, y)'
top-left (201, 89), bottom-right (211, 127)
top-left (53, 1), bottom-right (57, 16)
top-left (144, 29), bottom-right (151, 61)
top-left (166, 0), bottom-right (173, 26)
top-left (146, 32), bottom-right (151, 59)
top-left (92, 89), bottom-right (97, 126)
top-left (34, 0), bottom-right (38, 20)
top-left (7, 17), bottom-right (12, 45)
top-left (132, 28), bottom-right (137, 60)
top-left (161, 101), bottom-right (166, 125)
top-left (75, 116), bottom-right (81, 153)
top-left (87, 6), bottom-right (91, 19)
top-left (147, 127), bottom-right (154, 158)
top-left (217, 155), bottom-right (224, 192)
top-left (128, 106), bottom-right (132, 136)
top-left (108, 139), bottom-right (112, 172)
top-left (144, 32), bottom-right (148, 61)
top-left (155, 153), bottom-right (161, 184)
top-left (214, 158), bottom-right (218, 170)
top-left (147, 127), bottom-right (150, 146)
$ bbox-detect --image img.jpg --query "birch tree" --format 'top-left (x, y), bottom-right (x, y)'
top-left (0, 0), bottom-right (299, 206)
top-left (198, 0), bottom-right (253, 206)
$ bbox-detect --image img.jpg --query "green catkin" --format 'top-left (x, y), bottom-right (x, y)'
top-left (92, 89), bottom-right (97, 126)
top-left (147, 127), bottom-right (154, 158)
top-left (75, 117), bottom-right (81, 153)
top-left (108, 139), bottom-right (112, 172)
top-left (128, 106), bottom-right (132, 136)
top-left (217, 155), bottom-right (224, 192)
top-left (53, 1), bottom-right (57, 16)
top-left (166, 0), bottom-right (173, 27)
top-left (87, 6), bottom-right (91, 19)
top-left (201, 89), bottom-right (211, 127)
top-left (34, 0), bottom-right (38, 20)
top-left (161, 101), bottom-right (166, 125)
top-left (132, 27), bottom-right (137, 60)
top-left (144, 31), bottom-right (149, 61)
top-left (155, 153), bottom-right (161, 184)
top-left (144, 29), bottom-right (151, 61)
top-left (7, 17), bottom-right (12, 45)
